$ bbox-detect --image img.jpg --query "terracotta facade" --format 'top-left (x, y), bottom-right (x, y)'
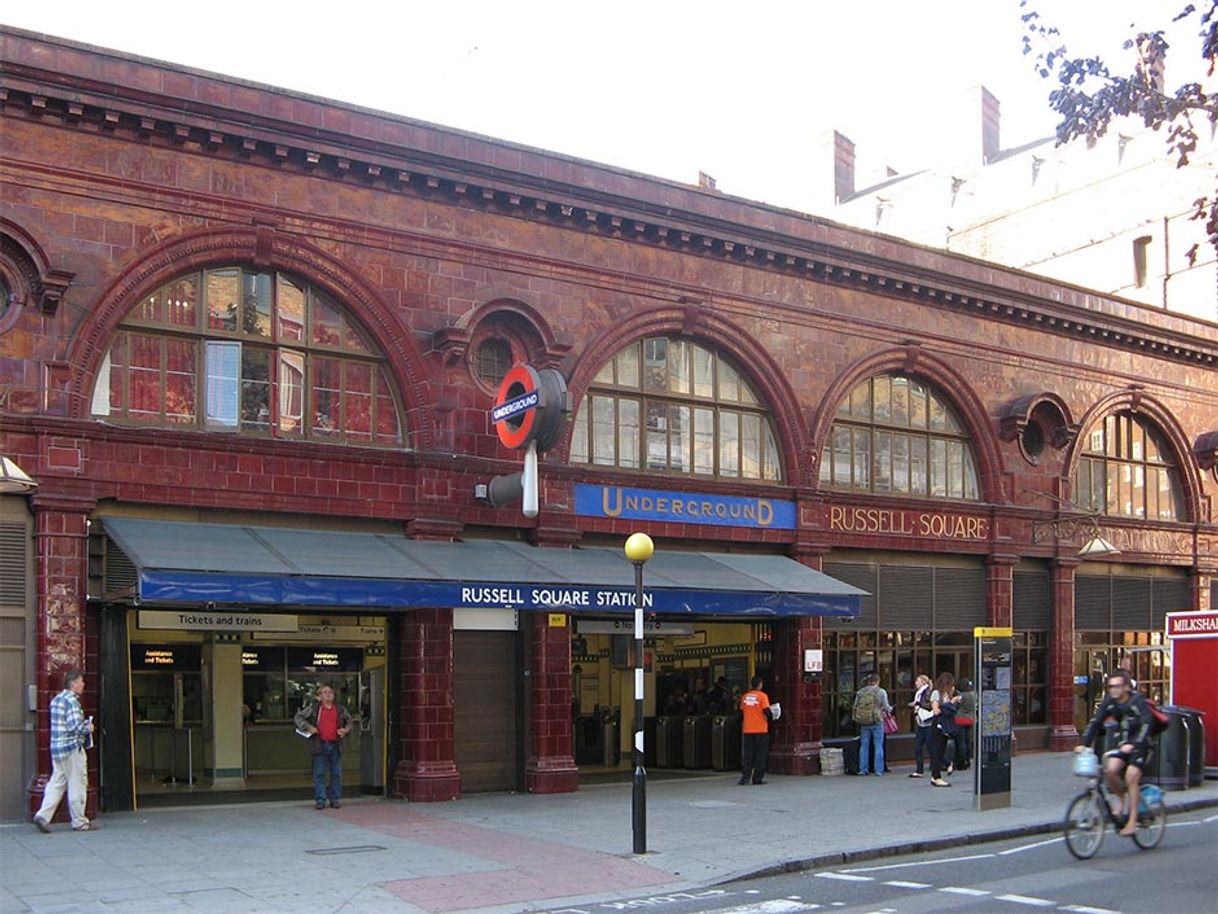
top-left (2, 29), bottom-right (1216, 812)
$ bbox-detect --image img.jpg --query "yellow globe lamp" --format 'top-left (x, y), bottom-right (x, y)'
top-left (624, 532), bottom-right (654, 564)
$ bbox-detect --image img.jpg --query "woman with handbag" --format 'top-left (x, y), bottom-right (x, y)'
top-left (908, 675), bottom-right (933, 778)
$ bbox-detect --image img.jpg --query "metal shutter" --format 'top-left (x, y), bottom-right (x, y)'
top-left (104, 538), bottom-right (138, 595)
top-left (1013, 571), bottom-right (1051, 630)
top-left (1075, 576), bottom-right (1111, 630)
top-left (823, 563), bottom-right (877, 629)
top-left (1151, 578), bottom-right (1190, 630)
top-left (879, 565), bottom-right (934, 628)
top-left (934, 567), bottom-right (987, 630)
top-left (453, 630), bottom-right (518, 793)
top-left (1111, 577), bottom-right (1151, 631)
top-left (0, 523), bottom-right (27, 606)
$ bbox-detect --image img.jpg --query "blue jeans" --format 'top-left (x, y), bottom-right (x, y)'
top-left (858, 722), bottom-right (884, 774)
top-left (914, 724), bottom-right (931, 774)
top-left (313, 741), bottom-right (342, 803)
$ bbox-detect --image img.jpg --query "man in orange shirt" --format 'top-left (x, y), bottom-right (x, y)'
top-left (738, 676), bottom-right (773, 785)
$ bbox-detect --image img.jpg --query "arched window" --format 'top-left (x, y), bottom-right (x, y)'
top-left (91, 266), bottom-right (404, 446)
top-left (820, 373), bottom-right (979, 500)
top-left (1073, 412), bottom-right (1182, 520)
top-left (569, 337), bottom-right (782, 481)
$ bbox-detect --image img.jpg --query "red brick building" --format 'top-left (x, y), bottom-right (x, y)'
top-left (2, 28), bottom-right (1215, 819)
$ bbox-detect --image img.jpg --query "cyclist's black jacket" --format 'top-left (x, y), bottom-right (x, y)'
top-left (1081, 690), bottom-right (1154, 751)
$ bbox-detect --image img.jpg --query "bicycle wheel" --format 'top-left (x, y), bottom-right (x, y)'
top-left (1064, 790), bottom-right (1106, 859)
top-left (1132, 793), bottom-right (1167, 850)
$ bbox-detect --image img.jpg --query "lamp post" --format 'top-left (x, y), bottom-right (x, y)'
top-left (623, 531), bottom-right (654, 854)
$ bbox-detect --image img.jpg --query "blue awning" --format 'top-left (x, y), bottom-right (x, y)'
top-left (102, 518), bottom-right (864, 618)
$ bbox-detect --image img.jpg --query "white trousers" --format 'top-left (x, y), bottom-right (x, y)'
top-left (36, 747), bottom-right (88, 828)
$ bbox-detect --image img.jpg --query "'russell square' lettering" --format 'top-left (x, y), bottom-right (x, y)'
top-left (828, 506), bottom-right (989, 540)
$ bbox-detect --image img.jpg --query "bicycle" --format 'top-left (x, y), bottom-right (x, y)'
top-left (1063, 750), bottom-right (1166, 859)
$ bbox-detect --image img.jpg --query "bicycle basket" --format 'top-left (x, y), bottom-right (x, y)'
top-left (1141, 784), bottom-right (1163, 807)
top-left (1073, 752), bottom-right (1100, 777)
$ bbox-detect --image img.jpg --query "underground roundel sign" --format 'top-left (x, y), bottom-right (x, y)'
top-left (492, 364), bottom-right (569, 451)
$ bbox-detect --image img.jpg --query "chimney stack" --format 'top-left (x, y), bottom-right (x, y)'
top-left (955, 86), bottom-right (1001, 167)
top-left (811, 130), bottom-right (856, 210)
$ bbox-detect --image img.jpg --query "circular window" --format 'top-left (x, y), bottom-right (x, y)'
top-left (475, 337), bottom-right (513, 389)
top-left (1021, 421), bottom-right (1045, 462)
top-left (0, 276), bottom-right (11, 321)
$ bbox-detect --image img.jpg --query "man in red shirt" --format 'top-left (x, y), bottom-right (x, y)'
top-left (294, 685), bottom-right (353, 809)
top-left (739, 676), bottom-right (773, 785)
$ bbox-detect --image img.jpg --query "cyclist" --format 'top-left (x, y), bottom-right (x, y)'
top-left (1076, 669), bottom-right (1154, 837)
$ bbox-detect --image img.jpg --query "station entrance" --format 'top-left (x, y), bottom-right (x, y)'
top-left (571, 618), bottom-right (770, 778)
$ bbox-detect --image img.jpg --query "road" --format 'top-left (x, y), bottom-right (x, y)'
top-left (535, 810), bottom-right (1218, 914)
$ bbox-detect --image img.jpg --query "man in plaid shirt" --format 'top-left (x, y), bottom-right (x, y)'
top-left (33, 670), bottom-right (95, 832)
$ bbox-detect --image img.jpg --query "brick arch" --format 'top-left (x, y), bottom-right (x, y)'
top-left (66, 227), bottom-right (435, 450)
top-left (810, 347), bottom-right (1007, 504)
top-left (1066, 389), bottom-right (1206, 524)
top-left (563, 306), bottom-right (810, 485)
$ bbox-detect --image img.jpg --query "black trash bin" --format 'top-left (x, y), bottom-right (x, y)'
top-left (602, 714), bottom-right (621, 767)
top-left (1148, 706), bottom-right (1191, 790)
top-left (1168, 706), bottom-right (1206, 787)
top-left (822, 736), bottom-right (860, 775)
top-left (712, 714), bottom-right (742, 771)
top-left (655, 715), bottom-right (684, 768)
top-left (683, 715), bottom-right (712, 768)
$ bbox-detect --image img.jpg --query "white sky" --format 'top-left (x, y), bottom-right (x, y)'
top-left (2, 0), bottom-right (1201, 212)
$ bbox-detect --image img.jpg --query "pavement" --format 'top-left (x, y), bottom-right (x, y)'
top-left (2, 751), bottom-right (1216, 914)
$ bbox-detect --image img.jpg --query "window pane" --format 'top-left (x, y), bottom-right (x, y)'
top-left (671, 405), bottom-right (691, 472)
top-left (242, 272), bottom-right (272, 338)
top-left (718, 360), bottom-right (740, 403)
top-left (692, 345), bottom-right (713, 398)
top-left (127, 334), bottom-right (160, 419)
top-left (592, 395), bottom-right (616, 465)
top-left (910, 435), bottom-right (928, 495)
top-left (277, 275), bottom-right (305, 342)
top-left (344, 317), bottom-right (369, 352)
top-left (205, 340), bottom-right (241, 428)
top-left (278, 350), bottom-right (305, 436)
top-left (669, 340), bottom-right (690, 394)
top-left (719, 410), bottom-right (740, 476)
top-left (852, 428), bottom-right (871, 489)
top-left (831, 426), bottom-right (852, 486)
top-left (873, 376), bottom-right (891, 424)
top-left (164, 276), bottom-right (198, 327)
top-left (311, 357), bottom-right (342, 437)
top-left (1160, 469), bottom-right (1180, 520)
top-left (1144, 425), bottom-right (1162, 462)
top-left (873, 431), bottom-right (892, 492)
top-left (928, 392), bottom-right (946, 431)
top-left (1130, 463), bottom-right (1145, 517)
top-left (644, 338), bottom-right (667, 391)
top-left (1130, 419), bottom-right (1145, 461)
top-left (593, 360), bottom-right (615, 385)
top-left (1074, 460), bottom-right (1092, 510)
top-left (930, 438), bottom-right (947, 497)
top-left (909, 381), bottom-right (927, 428)
top-left (615, 342), bottom-right (639, 387)
top-left (963, 451), bottom-right (979, 500)
top-left (312, 291), bottom-right (343, 347)
top-left (476, 338), bottom-right (511, 388)
top-left (206, 268), bottom-right (240, 333)
top-left (947, 439), bottom-right (964, 498)
top-left (763, 422), bottom-right (781, 481)
top-left (345, 362), bottom-right (373, 442)
top-left (374, 370), bottom-right (401, 447)
top-left (941, 401), bottom-right (962, 433)
top-left (241, 347), bottom-right (272, 433)
top-left (618, 398), bottom-right (640, 468)
top-left (849, 380), bottom-right (871, 420)
top-left (1105, 415), bottom-right (1119, 456)
top-left (1106, 461), bottom-right (1121, 514)
top-left (646, 402), bottom-right (668, 469)
top-left (570, 405), bottom-right (589, 463)
top-left (741, 413), bottom-right (761, 478)
top-left (164, 339), bottom-right (197, 424)
top-left (1145, 465), bottom-right (1159, 520)
top-left (892, 433), bottom-right (910, 493)
top-left (739, 379), bottom-right (758, 406)
top-left (694, 408), bottom-right (715, 474)
top-left (891, 377), bottom-right (909, 427)
top-left (102, 342), bottom-right (124, 414)
top-left (132, 289), bottom-right (161, 323)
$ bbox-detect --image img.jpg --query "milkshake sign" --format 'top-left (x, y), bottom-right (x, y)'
top-left (829, 505), bottom-right (989, 541)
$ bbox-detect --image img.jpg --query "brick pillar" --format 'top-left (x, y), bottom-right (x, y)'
top-left (985, 554), bottom-right (1017, 628)
top-left (768, 545), bottom-right (827, 776)
top-left (1188, 569), bottom-right (1212, 612)
top-left (1048, 557), bottom-right (1081, 751)
top-left (525, 613), bottom-right (579, 793)
top-left (392, 607), bottom-right (462, 801)
top-left (26, 494), bottom-right (97, 820)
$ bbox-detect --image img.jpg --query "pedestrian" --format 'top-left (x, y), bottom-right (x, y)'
top-left (738, 676), bottom-right (774, 785)
top-left (852, 673), bottom-right (893, 776)
top-left (955, 679), bottom-right (976, 770)
top-left (294, 684), bottom-right (353, 809)
top-left (32, 670), bottom-right (95, 832)
top-left (928, 672), bottom-right (956, 787)
top-left (908, 674), bottom-right (933, 778)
